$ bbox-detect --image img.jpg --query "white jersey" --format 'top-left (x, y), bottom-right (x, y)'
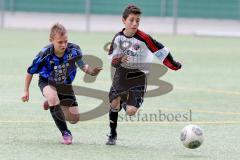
top-left (108, 29), bottom-right (170, 73)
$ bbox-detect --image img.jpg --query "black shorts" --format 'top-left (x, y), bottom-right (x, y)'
top-left (109, 67), bottom-right (146, 108)
top-left (38, 76), bottom-right (78, 106)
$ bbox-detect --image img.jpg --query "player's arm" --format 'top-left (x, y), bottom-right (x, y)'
top-left (83, 64), bottom-right (102, 76)
top-left (76, 59), bottom-right (102, 76)
top-left (150, 37), bottom-right (181, 70)
top-left (152, 41), bottom-right (181, 70)
top-left (108, 35), bottom-right (127, 68)
top-left (162, 52), bottom-right (182, 70)
top-left (137, 31), bottom-right (181, 70)
top-left (21, 73), bottom-right (33, 102)
top-left (111, 54), bottom-right (128, 68)
top-left (21, 51), bottom-right (45, 102)
top-left (72, 44), bottom-right (102, 76)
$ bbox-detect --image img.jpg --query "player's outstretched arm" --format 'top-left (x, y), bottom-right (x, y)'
top-left (82, 64), bottom-right (102, 76)
top-left (21, 73), bottom-right (33, 102)
top-left (163, 53), bottom-right (182, 71)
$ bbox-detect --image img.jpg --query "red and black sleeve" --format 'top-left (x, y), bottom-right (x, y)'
top-left (136, 30), bottom-right (181, 70)
top-left (163, 53), bottom-right (182, 70)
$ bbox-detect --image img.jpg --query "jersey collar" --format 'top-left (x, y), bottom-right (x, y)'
top-left (121, 28), bottom-right (139, 38)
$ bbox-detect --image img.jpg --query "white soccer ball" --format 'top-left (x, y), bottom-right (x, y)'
top-left (180, 124), bottom-right (204, 149)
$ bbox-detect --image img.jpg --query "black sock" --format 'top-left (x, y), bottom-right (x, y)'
top-left (49, 104), bottom-right (70, 136)
top-left (109, 106), bottom-right (119, 137)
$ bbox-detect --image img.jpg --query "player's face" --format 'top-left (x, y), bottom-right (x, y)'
top-left (50, 33), bottom-right (68, 54)
top-left (123, 14), bottom-right (140, 35)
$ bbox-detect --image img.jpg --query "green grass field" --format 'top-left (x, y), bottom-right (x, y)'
top-left (0, 29), bottom-right (240, 160)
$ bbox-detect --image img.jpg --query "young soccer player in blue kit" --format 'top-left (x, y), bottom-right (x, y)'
top-left (21, 23), bottom-right (102, 145)
top-left (106, 5), bottom-right (182, 145)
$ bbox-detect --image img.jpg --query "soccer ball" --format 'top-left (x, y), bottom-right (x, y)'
top-left (180, 124), bottom-right (204, 149)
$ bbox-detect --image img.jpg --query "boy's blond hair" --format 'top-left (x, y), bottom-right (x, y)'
top-left (50, 23), bottom-right (67, 39)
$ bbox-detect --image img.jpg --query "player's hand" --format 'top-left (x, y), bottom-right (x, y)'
top-left (21, 91), bottom-right (29, 102)
top-left (90, 67), bottom-right (102, 76)
top-left (176, 62), bottom-right (182, 70)
top-left (121, 55), bottom-right (129, 63)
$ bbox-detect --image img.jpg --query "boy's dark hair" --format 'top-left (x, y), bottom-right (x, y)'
top-left (122, 5), bottom-right (142, 20)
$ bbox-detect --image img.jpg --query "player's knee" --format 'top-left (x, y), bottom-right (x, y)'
top-left (68, 114), bottom-right (80, 124)
top-left (126, 106), bottom-right (138, 116)
top-left (126, 110), bottom-right (136, 116)
top-left (69, 121), bottom-right (78, 124)
top-left (47, 95), bottom-right (59, 106)
top-left (111, 98), bottom-right (121, 109)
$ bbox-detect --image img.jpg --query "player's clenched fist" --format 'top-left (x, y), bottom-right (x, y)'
top-left (21, 91), bottom-right (29, 102)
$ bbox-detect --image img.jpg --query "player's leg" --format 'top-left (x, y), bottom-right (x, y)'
top-left (125, 86), bottom-right (145, 116)
top-left (106, 67), bottom-right (135, 145)
top-left (60, 105), bottom-right (80, 124)
top-left (106, 85), bottom-right (127, 145)
top-left (125, 93), bottom-right (140, 116)
top-left (41, 90), bottom-right (80, 124)
top-left (57, 91), bottom-right (80, 124)
top-left (125, 105), bottom-right (138, 116)
top-left (56, 85), bottom-right (80, 144)
top-left (57, 105), bottom-right (79, 144)
top-left (109, 96), bottom-right (121, 133)
top-left (106, 96), bottom-right (120, 145)
top-left (42, 85), bottom-right (72, 144)
top-left (124, 69), bottom-right (146, 116)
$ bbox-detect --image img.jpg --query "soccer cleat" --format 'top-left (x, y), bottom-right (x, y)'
top-left (61, 131), bottom-right (72, 145)
top-left (43, 100), bottom-right (49, 110)
top-left (106, 133), bottom-right (117, 145)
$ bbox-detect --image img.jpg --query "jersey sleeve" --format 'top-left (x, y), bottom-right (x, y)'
top-left (70, 44), bottom-right (86, 70)
top-left (76, 59), bottom-right (86, 70)
top-left (137, 30), bottom-right (181, 70)
top-left (27, 52), bottom-right (45, 74)
top-left (108, 34), bottom-right (123, 68)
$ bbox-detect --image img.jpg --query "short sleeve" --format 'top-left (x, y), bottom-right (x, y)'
top-left (27, 52), bottom-right (45, 74)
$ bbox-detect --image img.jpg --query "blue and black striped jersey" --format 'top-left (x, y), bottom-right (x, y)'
top-left (27, 43), bottom-right (85, 84)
